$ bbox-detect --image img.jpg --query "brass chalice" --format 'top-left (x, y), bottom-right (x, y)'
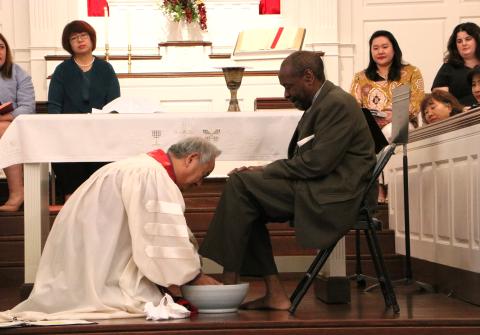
top-left (222, 67), bottom-right (245, 112)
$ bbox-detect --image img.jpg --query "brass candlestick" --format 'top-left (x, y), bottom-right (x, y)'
top-left (128, 44), bottom-right (132, 73)
top-left (105, 43), bottom-right (110, 62)
top-left (222, 67), bottom-right (245, 112)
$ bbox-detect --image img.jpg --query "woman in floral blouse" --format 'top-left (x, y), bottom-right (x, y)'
top-left (350, 30), bottom-right (424, 134)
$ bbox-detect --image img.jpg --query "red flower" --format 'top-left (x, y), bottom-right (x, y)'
top-left (159, 0), bottom-right (208, 30)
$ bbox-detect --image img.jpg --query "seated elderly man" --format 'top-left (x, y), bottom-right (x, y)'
top-left (200, 51), bottom-right (376, 310)
top-left (1, 137), bottom-right (221, 321)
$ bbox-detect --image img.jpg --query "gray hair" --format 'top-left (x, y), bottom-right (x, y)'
top-left (168, 137), bottom-right (221, 164)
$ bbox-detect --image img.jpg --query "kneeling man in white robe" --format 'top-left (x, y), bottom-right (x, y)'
top-left (1, 136), bottom-right (221, 321)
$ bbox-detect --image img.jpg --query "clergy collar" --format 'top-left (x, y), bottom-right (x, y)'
top-left (147, 149), bottom-right (177, 183)
top-left (305, 81), bottom-right (325, 113)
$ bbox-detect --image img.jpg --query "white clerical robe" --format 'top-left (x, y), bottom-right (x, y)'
top-left (0, 154), bottom-right (201, 321)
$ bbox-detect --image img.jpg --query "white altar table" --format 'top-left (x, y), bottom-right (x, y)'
top-left (0, 112), bottom-right (303, 166)
top-left (0, 111), bottom-right (346, 285)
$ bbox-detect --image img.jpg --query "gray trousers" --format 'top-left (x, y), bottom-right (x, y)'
top-left (199, 171), bottom-right (295, 277)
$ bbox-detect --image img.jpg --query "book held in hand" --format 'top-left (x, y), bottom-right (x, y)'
top-left (0, 101), bottom-right (13, 115)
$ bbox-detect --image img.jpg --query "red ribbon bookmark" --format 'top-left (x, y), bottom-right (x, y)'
top-left (270, 27), bottom-right (284, 49)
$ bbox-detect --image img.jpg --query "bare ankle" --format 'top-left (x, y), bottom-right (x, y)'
top-left (222, 271), bottom-right (238, 285)
top-left (5, 195), bottom-right (23, 206)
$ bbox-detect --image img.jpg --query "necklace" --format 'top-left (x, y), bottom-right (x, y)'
top-left (74, 57), bottom-right (95, 68)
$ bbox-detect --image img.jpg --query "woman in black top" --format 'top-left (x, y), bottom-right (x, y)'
top-left (48, 20), bottom-right (120, 201)
top-left (432, 22), bottom-right (480, 105)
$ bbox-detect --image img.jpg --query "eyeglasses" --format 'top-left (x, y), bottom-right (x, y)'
top-left (70, 32), bottom-right (90, 43)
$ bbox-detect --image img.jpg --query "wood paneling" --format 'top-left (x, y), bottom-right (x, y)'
top-left (254, 97), bottom-right (295, 110)
top-left (209, 53), bottom-right (231, 59)
top-left (35, 101), bottom-right (48, 114)
top-left (158, 41), bottom-right (212, 47)
top-left (412, 257), bottom-right (480, 306)
top-left (44, 55), bottom-right (162, 61)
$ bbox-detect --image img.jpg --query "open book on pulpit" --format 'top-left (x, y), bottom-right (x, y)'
top-left (233, 27), bottom-right (306, 58)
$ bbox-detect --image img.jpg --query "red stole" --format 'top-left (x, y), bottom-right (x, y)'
top-left (147, 149), bottom-right (177, 183)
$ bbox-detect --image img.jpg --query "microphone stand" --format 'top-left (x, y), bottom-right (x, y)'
top-left (392, 143), bottom-right (434, 290)
top-left (366, 143), bottom-right (433, 292)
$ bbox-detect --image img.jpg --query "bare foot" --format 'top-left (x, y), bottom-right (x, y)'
top-left (188, 273), bottom-right (222, 286)
top-left (0, 198), bottom-right (24, 212)
top-left (222, 272), bottom-right (239, 285)
top-left (240, 295), bottom-right (291, 311)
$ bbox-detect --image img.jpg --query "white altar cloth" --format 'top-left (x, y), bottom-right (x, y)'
top-left (0, 111), bottom-right (303, 168)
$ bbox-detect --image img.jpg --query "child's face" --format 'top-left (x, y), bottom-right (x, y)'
top-left (472, 73), bottom-right (480, 104)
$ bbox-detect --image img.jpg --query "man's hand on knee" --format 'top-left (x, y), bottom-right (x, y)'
top-left (228, 165), bottom-right (264, 175)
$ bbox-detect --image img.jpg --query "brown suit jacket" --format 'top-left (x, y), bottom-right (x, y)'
top-left (263, 80), bottom-right (376, 248)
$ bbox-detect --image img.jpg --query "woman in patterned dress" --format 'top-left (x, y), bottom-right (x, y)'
top-left (350, 30), bottom-right (425, 136)
top-left (350, 30), bottom-right (425, 203)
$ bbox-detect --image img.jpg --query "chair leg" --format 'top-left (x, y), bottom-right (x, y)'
top-left (353, 230), bottom-right (366, 287)
top-left (364, 228), bottom-right (389, 305)
top-left (364, 221), bottom-right (400, 314)
top-left (289, 245), bottom-right (335, 314)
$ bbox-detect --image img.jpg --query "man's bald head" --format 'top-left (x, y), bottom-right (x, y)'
top-left (281, 51), bottom-right (325, 83)
top-left (278, 51), bottom-right (325, 111)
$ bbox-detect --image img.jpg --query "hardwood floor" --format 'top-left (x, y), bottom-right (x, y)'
top-left (1, 278), bottom-right (479, 335)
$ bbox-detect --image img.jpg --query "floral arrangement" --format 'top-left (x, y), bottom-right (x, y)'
top-left (158, 0), bottom-right (208, 31)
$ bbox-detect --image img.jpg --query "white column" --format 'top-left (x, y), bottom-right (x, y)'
top-left (281, 0), bottom-right (338, 45)
top-left (24, 163), bottom-right (50, 283)
top-left (321, 238), bottom-right (346, 277)
top-left (204, 0), bottom-right (261, 53)
top-left (281, 0), bottom-right (341, 85)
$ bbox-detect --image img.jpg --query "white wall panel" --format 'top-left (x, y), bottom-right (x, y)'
top-left (0, 1), bottom-right (14, 41)
top-left (452, 157), bottom-right (470, 247)
top-left (365, 0), bottom-right (443, 5)
top-left (394, 169), bottom-right (405, 235)
top-left (409, 166), bottom-right (421, 237)
top-left (473, 155), bottom-right (479, 250)
top-left (338, 44), bottom-right (355, 90)
top-left (388, 123), bottom-right (480, 273)
top-left (436, 160), bottom-right (451, 244)
top-left (158, 100), bottom-right (214, 113)
top-left (420, 163), bottom-right (435, 241)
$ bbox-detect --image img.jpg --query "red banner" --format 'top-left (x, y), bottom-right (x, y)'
top-left (259, 0), bottom-right (280, 14)
top-left (87, 0), bottom-right (109, 17)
